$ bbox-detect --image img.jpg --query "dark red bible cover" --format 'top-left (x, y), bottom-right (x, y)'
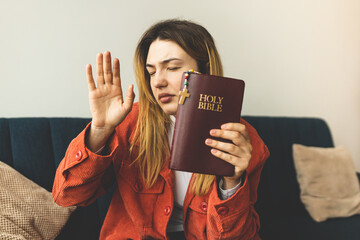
top-left (169, 73), bottom-right (245, 176)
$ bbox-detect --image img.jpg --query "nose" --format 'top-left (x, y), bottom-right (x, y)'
top-left (152, 70), bottom-right (168, 88)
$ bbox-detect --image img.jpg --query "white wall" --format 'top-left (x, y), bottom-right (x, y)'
top-left (1, 0), bottom-right (359, 170)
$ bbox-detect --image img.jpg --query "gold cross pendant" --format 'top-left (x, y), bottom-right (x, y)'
top-left (178, 88), bottom-right (190, 105)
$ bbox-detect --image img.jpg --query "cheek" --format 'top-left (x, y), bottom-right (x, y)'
top-left (149, 80), bottom-right (156, 94)
top-left (170, 72), bottom-right (184, 90)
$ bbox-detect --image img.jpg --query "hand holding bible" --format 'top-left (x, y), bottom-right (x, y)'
top-left (205, 123), bottom-right (252, 189)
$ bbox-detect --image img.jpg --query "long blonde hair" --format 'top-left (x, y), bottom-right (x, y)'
top-left (131, 19), bottom-right (223, 196)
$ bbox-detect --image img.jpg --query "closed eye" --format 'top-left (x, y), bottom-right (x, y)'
top-left (168, 67), bottom-right (180, 71)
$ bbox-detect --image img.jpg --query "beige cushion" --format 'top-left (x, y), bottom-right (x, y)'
top-left (292, 144), bottom-right (360, 222)
top-left (0, 161), bottom-right (76, 239)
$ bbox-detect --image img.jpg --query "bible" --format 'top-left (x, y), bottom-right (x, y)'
top-left (169, 72), bottom-right (245, 176)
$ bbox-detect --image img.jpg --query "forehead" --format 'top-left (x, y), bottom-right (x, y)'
top-left (146, 39), bottom-right (190, 64)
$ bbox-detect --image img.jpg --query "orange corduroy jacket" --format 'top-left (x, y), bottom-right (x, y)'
top-left (52, 103), bottom-right (269, 240)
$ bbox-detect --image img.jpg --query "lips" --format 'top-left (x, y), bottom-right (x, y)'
top-left (158, 93), bottom-right (175, 103)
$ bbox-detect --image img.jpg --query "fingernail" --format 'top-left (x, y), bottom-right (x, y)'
top-left (221, 124), bottom-right (228, 129)
top-left (210, 130), bottom-right (216, 135)
top-left (206, 139), bottom-right (212, 144)
top-left (211, 149), bottom-right (218, 154)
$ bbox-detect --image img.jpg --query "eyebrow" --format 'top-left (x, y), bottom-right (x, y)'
top-left (146, 58), bottom-right (183, 68)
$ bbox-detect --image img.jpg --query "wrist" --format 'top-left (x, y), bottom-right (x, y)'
top-left (86, 124), bottom-right (114, 152)
top-left (90, 124), bottom-right (115, 136)
top-left (222, 177), bottom-right (241, 190)
top-left (222, 171), bottom-right (244, 190)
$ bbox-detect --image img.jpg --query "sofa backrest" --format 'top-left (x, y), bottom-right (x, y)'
top-left (243, 117), bottom-right (334, 223)
top-left (0, 116), bottom-right (334, 239)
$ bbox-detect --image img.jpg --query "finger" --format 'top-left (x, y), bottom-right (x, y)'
top-left (210, 148), bottom-right (242, 167)
top-left (221, 123), bottom-right (251, 142)
top-left (104, 51), bottom-right (113, 84)
top-left (210, 128), bottom-right (248, 146)
top-left (86, 64), bottom-right (96, 91)
top-left (205, 138), bottom-right (240, 156)
top-left (211, 148), bottom-right (250, 172)
top-left (113, 58), bottom-right (121, 87)
top-left (96, 53), bottom-right (105, 86)
top-left (123, 84), bottom-right (135, 110)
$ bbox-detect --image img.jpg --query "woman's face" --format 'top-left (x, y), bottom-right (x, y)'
top-left (146, 39), bottom-right (198, 116)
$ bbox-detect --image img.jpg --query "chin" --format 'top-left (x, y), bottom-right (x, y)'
top-left (161, 104), bottom-right (178, 116)
top-left (163, 109), bottom-right (177, 116)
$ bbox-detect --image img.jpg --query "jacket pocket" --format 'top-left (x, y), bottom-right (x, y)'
top-left (185, 197), bottom-right (208, 239)
top-left (117, 163), bottom-right (166, 229)
top-left (119, 163), bottom-right (165, 194)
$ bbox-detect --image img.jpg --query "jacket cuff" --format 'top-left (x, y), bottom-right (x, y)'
top-left (62, 122), bottom-right (119, 177)
top-left (218, 177), bottom-right (242, 200)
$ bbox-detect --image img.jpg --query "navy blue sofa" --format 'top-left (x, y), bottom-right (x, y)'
top-left (0, 117), bottom-right (359, 239)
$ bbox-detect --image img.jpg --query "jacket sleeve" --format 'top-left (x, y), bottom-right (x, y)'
top-left (52, 122), bottom-right (120, 207)
top-left (52, 104), bottom-right (139, 207)
top-left (206, 120), bottom-right (270, 239)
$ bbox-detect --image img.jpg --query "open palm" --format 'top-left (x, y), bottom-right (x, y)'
top-left (86, 51), bottom-right (135, 131)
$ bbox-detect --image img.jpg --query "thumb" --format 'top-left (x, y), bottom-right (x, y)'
top-left (123, 84), bottom-right (135, 111)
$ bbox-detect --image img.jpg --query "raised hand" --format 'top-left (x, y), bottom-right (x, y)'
top-left (86, 51), bottom-right (135, 152)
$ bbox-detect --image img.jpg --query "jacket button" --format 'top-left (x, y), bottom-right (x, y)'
top-left (200, 202), bottom-right (208, 212)
top-left (75, 150), bottom-right (82, 160)
top-left (135, 182), bottom-right (143, 192)
top-left (217, 206), bottom-right (229, 215)
top-left (164, 206), bottom-right (171, 216)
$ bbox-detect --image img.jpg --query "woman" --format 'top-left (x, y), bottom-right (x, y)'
top-left (53, 19), bottom-right (269, 240)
